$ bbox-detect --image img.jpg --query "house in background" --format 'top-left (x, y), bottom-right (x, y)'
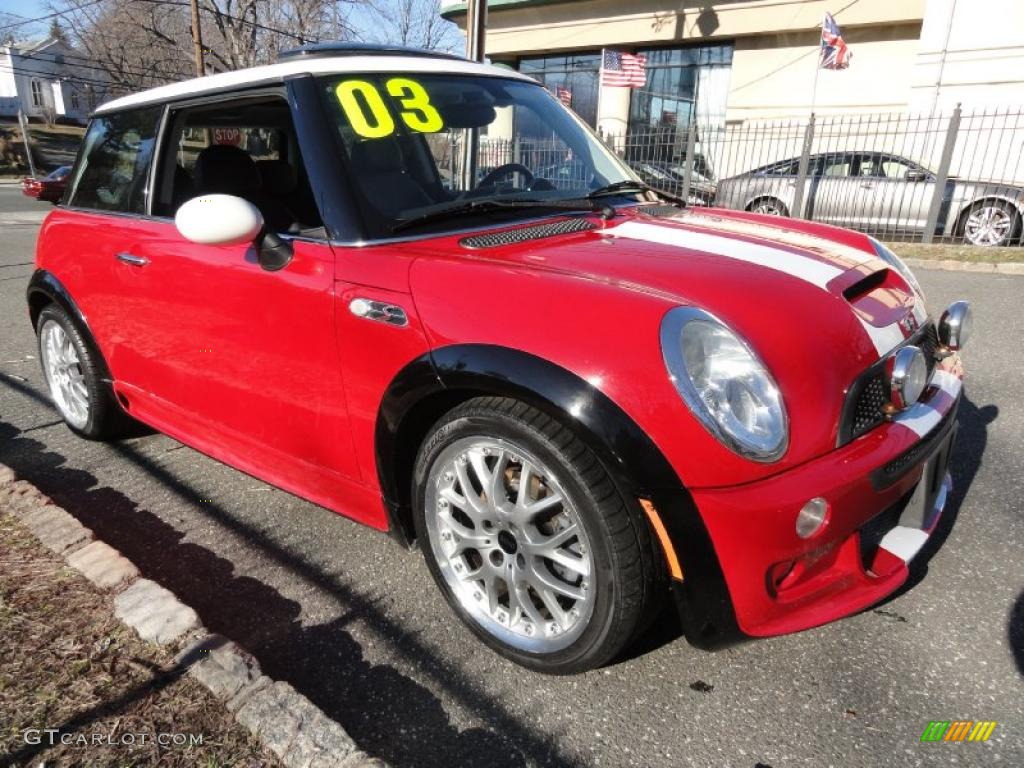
top-left (0, 38), bottom-right (103, 123)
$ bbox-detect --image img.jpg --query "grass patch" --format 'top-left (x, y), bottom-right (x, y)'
top-left (885, 241), bottom-right (1024, 263)
top-left (0, 512), bottom-right (279, 767)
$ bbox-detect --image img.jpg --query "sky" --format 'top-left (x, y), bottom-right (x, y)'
top-left (1, 1), bottom-right (458, 50)
top-left (1, 0), bottom-right (52, 40)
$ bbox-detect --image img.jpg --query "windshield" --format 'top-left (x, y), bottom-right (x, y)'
top-left (317, 73), bottom-right (639, 237)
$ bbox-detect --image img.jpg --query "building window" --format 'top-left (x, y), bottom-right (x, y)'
top-left (517, 52), bottom-right (601, 128)
top-left (30, 79), bottom-right (44, 108)
top-left (628, 44), bottom-right (733, 132)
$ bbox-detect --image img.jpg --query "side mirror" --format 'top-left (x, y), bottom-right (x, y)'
top-left (905, 169), bottom-right (929, 182)
top-left (174, 194), bottom-right (293, 271)
top-left (175, 194), bottom-right (264, 245)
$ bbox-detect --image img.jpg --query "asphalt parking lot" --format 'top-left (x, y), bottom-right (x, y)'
top-left (1, 183), bottom-right (1021, 767)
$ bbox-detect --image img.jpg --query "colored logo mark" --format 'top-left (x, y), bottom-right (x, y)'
top-left (921, 721), bottom-right (997, 742)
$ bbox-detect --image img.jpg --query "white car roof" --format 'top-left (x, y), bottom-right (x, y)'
top-left (96, 54), bottom-right (534, 114)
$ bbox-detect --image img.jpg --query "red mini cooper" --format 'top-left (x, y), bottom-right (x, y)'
top-left (28, 44), bottom-right (971, 674)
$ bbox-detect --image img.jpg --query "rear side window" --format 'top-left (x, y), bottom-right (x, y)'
top-left (67, 107), bottom-right (162, 214)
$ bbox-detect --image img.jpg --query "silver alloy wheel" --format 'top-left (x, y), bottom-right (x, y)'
top-left (40, 319), bottom-right (89, 429)
top-left (424, 436), bottom-right (595, 653)
top-left (964, 204), bottom-right (1013, 246)
top-left (752, 199), bottom-right (786, 216)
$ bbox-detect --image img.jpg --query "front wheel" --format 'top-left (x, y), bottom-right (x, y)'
top-left (749, 197), bottom-right (789, 217)
top-left (963, 200), bottom-right (1020, 246)
top-left (413, 397), bottom-right (660, 674)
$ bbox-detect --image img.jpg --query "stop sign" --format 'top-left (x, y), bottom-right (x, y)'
top-left (212, 127), bottom-right (242, 146)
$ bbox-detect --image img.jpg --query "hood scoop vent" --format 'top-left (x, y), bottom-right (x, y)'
top-left (636, 204), bottom-right (683, 217)
top-left (842, 268), bottom-right (890, 302)
top-left (460, 217), bottom-right (595, 249)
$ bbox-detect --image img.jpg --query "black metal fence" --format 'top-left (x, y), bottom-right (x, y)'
top-left (598, 106), bottom-right (1024, 247)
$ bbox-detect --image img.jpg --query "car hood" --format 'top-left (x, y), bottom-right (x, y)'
top-left (429, 207), bottom-right (923, 359)
top-left (414, 206), bottom-right (928, 455)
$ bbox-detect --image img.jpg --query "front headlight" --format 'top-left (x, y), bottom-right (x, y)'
top-left (660, 307), bottom-right (788, 462)
top-left (870, 238), bottom-right (923, 298)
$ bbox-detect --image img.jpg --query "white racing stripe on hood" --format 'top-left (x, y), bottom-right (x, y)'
top-left (603, 221), bottom-right (844, 290)
top-left (859, 318), bottom-right (907, 357)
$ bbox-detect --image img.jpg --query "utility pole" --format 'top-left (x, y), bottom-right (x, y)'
top-left (189, 0), bottom-right (205, 77)
top-left (17, 109), bottom-right (37, 178)
top-left (465, 0), bottom-right (486, 62)
top-left (461, 0), bottom-right (486, 190)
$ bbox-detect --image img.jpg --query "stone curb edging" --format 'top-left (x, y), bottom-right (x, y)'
top-left (0, 465), bottom-right (386, 768)
top-left (903, 257), bottom-right (1024, 274)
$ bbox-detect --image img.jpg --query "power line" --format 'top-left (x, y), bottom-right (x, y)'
top-left (0, 0), bottom-right (105, 33)
top-left (0, 65), bottom-right (124, 91)
top-left (134, 0), bottom-right (317, 43)
top-left (15, 47), bottom-right (193, 81)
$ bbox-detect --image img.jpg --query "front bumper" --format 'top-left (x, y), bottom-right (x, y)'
top-left (689, 363), bottom-right (963, 639)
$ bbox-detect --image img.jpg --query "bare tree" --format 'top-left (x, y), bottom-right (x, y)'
top-left (51, 1), bottom-right (194, 96)
top-left (46, 0), bottom-right (458, 100)
top-left (366, 0), bottom-right (460, 52)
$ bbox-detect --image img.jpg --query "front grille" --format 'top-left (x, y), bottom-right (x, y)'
top-left (871, 400), bottom-right (959, 490)
top-left (918, 323), bottom-right (940, 372)
top-left (850, 374), bottom-right (889, 437)
top-left (459, 217), bottom-right (595, 248)
top-left (837, 321), bottom-right (940, 445)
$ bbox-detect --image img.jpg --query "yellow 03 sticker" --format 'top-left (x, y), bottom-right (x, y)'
top-left (386, 78), bottom-right (444, 133)
top-left (335, 77), bottom-right (445, 138)
top-left (334, 80), bottom-right (395, 138)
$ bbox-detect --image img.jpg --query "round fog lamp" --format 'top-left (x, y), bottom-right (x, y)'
top-left (938, 301), bottom-right (972, 351)
top-left (796, 497), bottom-right (829, 539)
top-left (887, 346), bottom-right (928, 410)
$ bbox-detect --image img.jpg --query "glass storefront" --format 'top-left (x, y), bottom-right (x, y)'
top-left (628, 44), bottom-right (733, 132)
top-left (517, 53), bottom-right (601, 128)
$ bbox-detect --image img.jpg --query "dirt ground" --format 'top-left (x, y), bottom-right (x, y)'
top-left (0, 511), bottom-right (279, 768)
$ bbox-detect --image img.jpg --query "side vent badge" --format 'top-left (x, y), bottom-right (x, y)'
top-left (349, 298), bottom-right (409, 327)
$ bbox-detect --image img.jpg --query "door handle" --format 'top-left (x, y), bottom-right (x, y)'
top-left (116, 252), bottom-right (149, 266)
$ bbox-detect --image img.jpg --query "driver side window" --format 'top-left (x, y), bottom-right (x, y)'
top-left (152, 95), bottom-right (322, 234)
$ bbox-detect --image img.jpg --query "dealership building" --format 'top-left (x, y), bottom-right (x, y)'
top-left (441, 0), bottom-right (1024, 132)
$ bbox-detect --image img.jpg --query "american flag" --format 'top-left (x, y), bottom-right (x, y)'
top-left (555, 85), bottom-right (572, 107)
top-left (819, 12), bottom-right (852, 70)
top-left (601, 49), bottom-right (647, 87)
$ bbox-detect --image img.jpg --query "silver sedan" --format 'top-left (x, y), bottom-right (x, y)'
top-left (715, 151), bottom-right (1024, 246)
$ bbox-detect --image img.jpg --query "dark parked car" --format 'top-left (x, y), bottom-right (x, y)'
top-left (633, 158), bottom-right (717, 207)
top-left (21, 165), bottom-right (71, 203)
top-left (716, 151), bottom-right (1024, 246)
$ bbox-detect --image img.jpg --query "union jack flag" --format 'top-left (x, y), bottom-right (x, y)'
top-left (601, 49), bottom-right (647, 88)
top-left (820, 12), bottom-right (852, 70)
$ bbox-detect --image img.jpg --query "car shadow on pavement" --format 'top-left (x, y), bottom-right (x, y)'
top-left (0, 377), bottom-right (576, 768)
top-left (876, 394), bottom-right (997, 605)
top-left (1011, 590), bottom-right (1024, 679)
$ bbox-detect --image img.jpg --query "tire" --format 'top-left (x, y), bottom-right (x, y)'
top-left (412, 396), bottom-right (660, 674)
top-left (36, 303), bottom-right (134, 440)
top-left (962, 200), bottom-right (1020, 247)
top-left (748, 197), bottom-right (789, 217)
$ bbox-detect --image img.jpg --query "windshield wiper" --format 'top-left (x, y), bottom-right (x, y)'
top-left (391, 197), bottom-right (613, 234)
top-left (587, 180), bottom-right (687, 207)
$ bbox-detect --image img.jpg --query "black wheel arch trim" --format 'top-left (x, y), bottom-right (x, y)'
top-left (375, 343), bottom-right (743, 649)
top-left (27, 269), bottom-right (87, 330)
top-left (27, 269), bottom-right (114, 384)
